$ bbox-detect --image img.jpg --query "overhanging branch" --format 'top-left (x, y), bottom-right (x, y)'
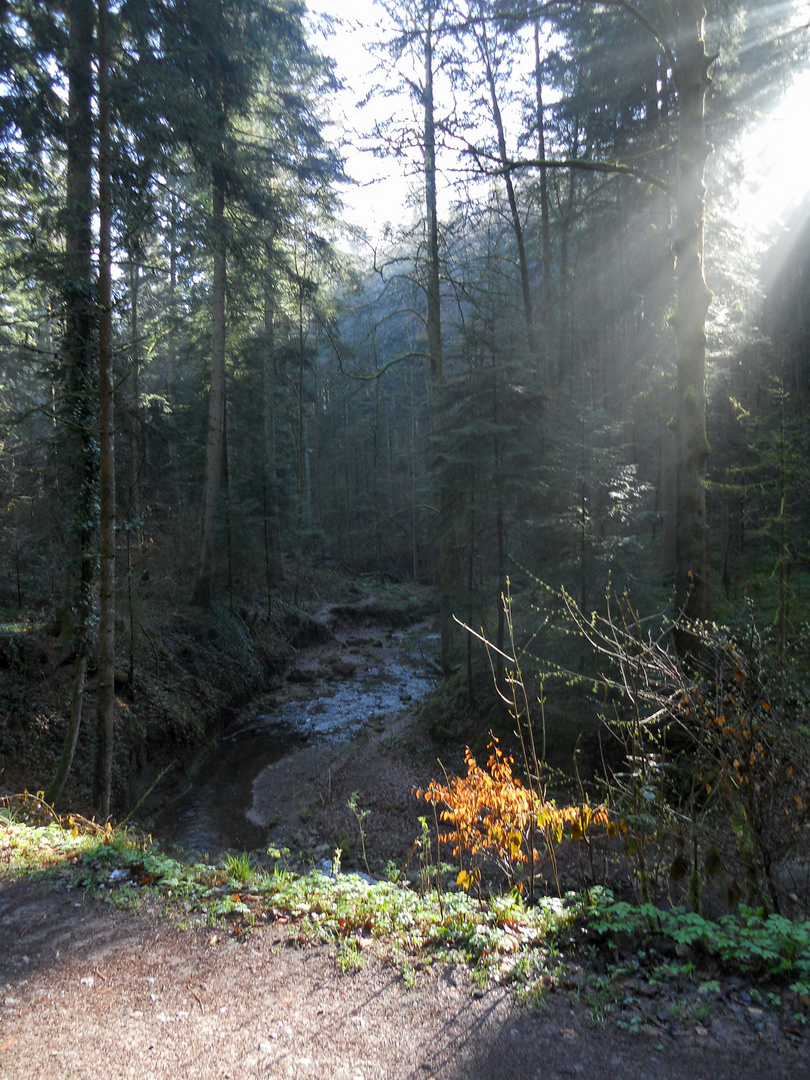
top-left (467, 146), bottom-right (673, 197)
top-left (315, 311), bottom-right (427, 381)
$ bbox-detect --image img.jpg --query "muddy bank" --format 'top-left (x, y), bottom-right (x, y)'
top-left (0, 604), bottom-right (289, 816)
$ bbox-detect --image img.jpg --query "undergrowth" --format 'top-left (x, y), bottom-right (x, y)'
top-left (419, 585), bottom-right (810, 923)
top-left (3, 795), bottom-right (810, 1009)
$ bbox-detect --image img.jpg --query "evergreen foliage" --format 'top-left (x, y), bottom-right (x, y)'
top-left (0, 0), bottom-right (808, 820)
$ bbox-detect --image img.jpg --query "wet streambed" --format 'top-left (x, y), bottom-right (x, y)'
top-left (149, 623), bottom-right (435, 860)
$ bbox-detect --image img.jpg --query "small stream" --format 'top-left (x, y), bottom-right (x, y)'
top-left (148, 622), bottom-right (436, 860)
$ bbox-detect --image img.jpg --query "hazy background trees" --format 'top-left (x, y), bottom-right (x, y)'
top-left (0, 0), bottom-right (809, 804)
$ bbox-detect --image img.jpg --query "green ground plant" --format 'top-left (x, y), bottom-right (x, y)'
top-left (585, 888), bottom-right (810, 983)
top-left (224, 851), bottom-right (254, 884)
top-left (2, 800), bottom-right (810, 1017)
top-left (347, 791), bottom-right (371, 877)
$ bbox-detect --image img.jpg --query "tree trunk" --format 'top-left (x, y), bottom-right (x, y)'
top-left (492, 342), bottom-right (505, 695)
top-left (535, 21), bottom-right (554, 384)
top-left (474, 16), bottom-right (538, 364)
top-left (224, 385), bottom-right (236, 614)
top-left (670, 1), bottom-right (713, 647)
top-left (776, 384), bottom-right (788, 706)
top-left (312, 355), bottom-right (325, 566)
top-left (466, 473), bottom-right (476, 709)
top-left (262, 252), bottom-right (283, 603)
top-left (372, 331), bottom-right (384, 582)
top-left (294, 281), bottom-right (307, 597)
top-left (129, 255), bottom-right (142, 557)
top-left (167, 195), bottom-right (179, 506)
top-left (95, 0), bottom-right (115, 818)
top-left (423, 11), bottom-right (453, 675)
top-left (342, 397), bottom-right (355, 573)
top-left (660, 413), bottom-right (677, 580)
top-left (46, 0), bottom-right (97, 807)
top-left (192, 173), bottom-right (227, 608)
top-left (410, 366), bottom-right (420, 581)
top-left (46, 655), bottom-right (89, 808)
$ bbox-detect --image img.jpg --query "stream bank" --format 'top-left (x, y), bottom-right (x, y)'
top-left (148, 612), bottom-right (439, 872)
top-left (0, 578), bottom-right (438, 832)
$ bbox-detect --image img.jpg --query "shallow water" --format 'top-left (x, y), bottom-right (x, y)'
top-left (149, 624), bottom-right (434, 859)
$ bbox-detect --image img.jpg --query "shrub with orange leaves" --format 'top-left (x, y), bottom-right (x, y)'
top-left (694, 669), bottom-right (808, 912)
top-left (416, 738), bottom-right (613, 896)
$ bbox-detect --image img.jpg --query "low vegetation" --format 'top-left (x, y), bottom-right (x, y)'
top-left (3, 785), bottom-right (810, 1030)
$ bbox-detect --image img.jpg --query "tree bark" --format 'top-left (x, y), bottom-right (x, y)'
top-left (473, 14), bottom-right (539, 364)
top-left (661, 413), bottom-right (677, 579)
top-left (167, 196), bottom-right (179, 488)
top-left (224, 384), bottom-right (236, 613)
top-left (423, 8), bottom-right (453, 675)
top-left (492, 342), bottom-right (505, 695)
top-left (372, 329), bottom-right (385, 582)
top-left (294, 278), bottom-right (307, 598)
top-left (669, 1), bottom-right (713, 645)
top-left (96, 0), bottom-right (115, 818)
top-left (535, 21), bottom-right (553, 383)
top-left (262, 248), bottom-right (283, 602)
top-left (192, 173), bottom-right (227, 608)
top-left (129, 254), bottom-right (142, 556)
top-left (46, 0), bottom-right (97, 807)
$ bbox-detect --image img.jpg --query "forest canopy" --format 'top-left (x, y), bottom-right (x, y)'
top-left (1, 0), bottom-right (809, 813)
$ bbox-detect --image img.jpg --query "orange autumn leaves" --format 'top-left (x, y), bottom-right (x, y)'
top-left (416, 739), bottom-right (612, 890)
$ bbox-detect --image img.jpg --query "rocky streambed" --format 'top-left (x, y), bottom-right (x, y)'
top-left (148, 614), bottom-right (438, 869)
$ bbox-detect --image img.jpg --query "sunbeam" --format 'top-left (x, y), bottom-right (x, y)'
top-left (738, 65), bottom-right (810, 236)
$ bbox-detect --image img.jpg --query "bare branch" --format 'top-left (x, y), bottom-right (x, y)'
top-left (492, 2), bottom-right (676, 70)
top-left (314, 311), bottom-right (426, 381)
top-left (465, 143), bottom-right (674, 196)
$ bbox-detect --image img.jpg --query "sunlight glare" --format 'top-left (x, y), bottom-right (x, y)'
top-left (738, 66), bottom-right (810, 236)
top-left (308, 0), bottom-right (416, 238)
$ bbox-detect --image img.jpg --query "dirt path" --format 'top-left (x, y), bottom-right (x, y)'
top-left (1, 874), bottom-right (807, 1080)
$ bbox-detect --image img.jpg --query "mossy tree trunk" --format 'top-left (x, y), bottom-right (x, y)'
top-left (46, 0), bottom-right (97, 807)
top-left (96, 0), bottom-right (115, 818)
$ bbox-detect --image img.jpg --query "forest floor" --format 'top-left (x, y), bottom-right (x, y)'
top-left (1, 864), bottom-right (808, 1080)
top-left (2, 583), bottom-right (810, 1077)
